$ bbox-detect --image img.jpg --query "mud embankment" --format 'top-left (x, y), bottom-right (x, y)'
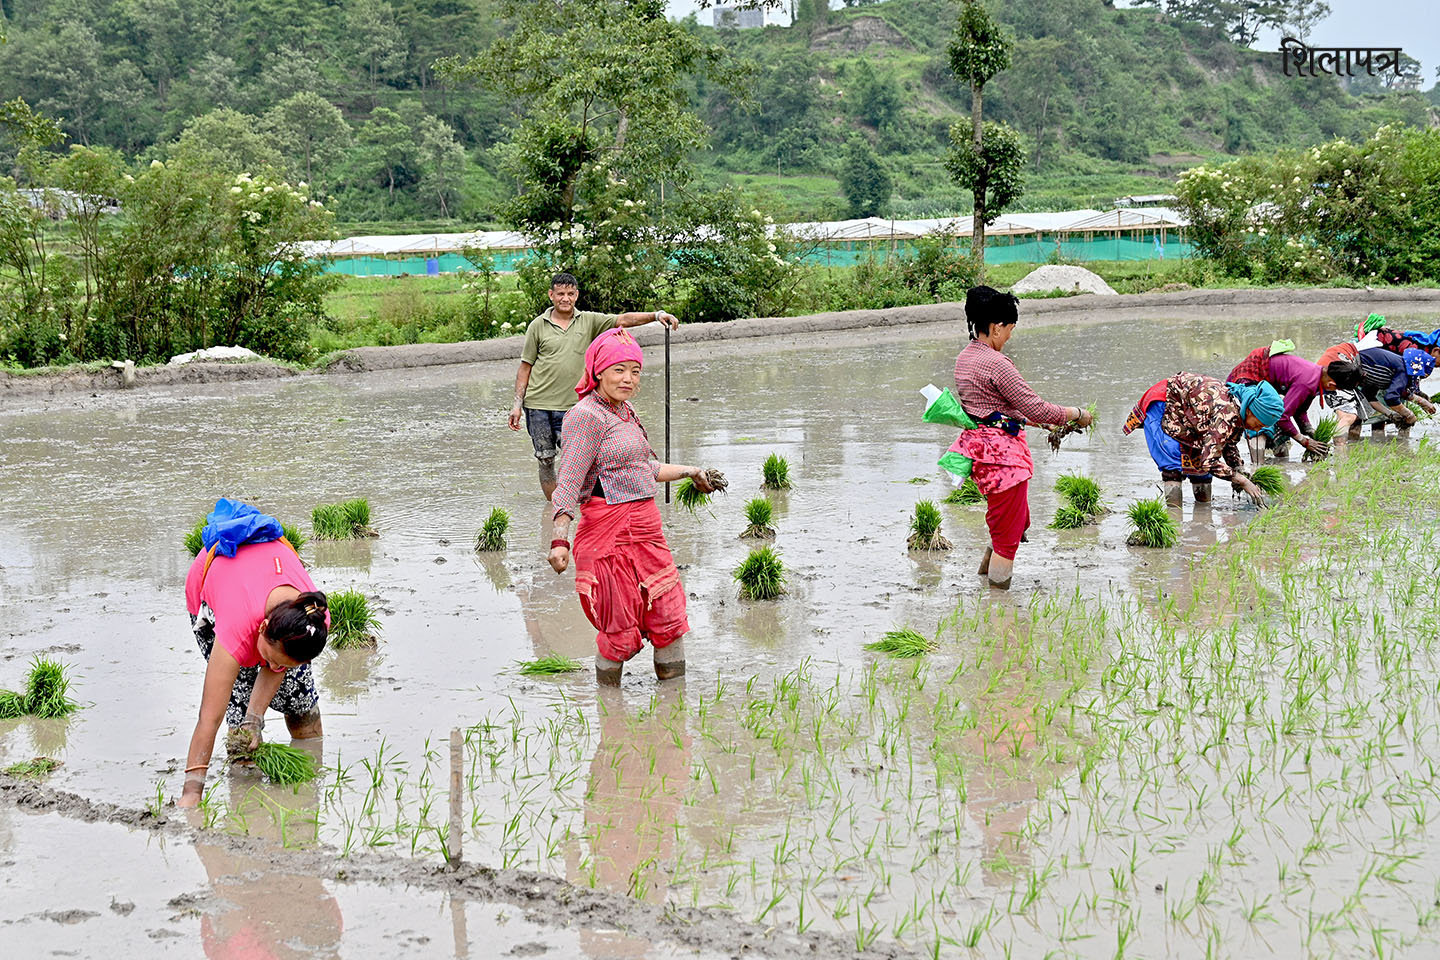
top-left (6, 287), bottom-right (1440, 400)
top-left (0, 775), bottom-right (920, 960)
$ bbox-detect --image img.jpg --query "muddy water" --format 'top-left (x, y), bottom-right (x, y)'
top-left (3, 304), bottom-right (1440, 958)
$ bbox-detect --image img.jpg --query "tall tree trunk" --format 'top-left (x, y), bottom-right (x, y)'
top-left (971, 83), bottom-right (986, 276)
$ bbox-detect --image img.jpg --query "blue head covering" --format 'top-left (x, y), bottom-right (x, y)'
top-left (1228, 380), bottom-right (1284, 438)
top-left (1403, 329), bottom-right (1440, 350)
top-left (1403, 347), bottom-right (1435, 380)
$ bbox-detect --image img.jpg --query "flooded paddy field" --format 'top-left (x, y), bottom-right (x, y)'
top-left (4, 303), bottom-right (1440, 957)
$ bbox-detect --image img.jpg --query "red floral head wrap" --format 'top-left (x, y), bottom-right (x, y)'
top-left (575, 327), bottom-right (645, 397)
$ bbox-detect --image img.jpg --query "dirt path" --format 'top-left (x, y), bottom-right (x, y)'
top-left (0, 776), bottom-right (919, 960)
top-left (5, 287), bottom-right (1439, 401)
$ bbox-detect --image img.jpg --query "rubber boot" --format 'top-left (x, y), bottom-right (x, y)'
top-left (987, 555), bottom-right (1013, 589)
top-left (654, 637), bottom-right (686, 680)
top-left (1247, 436), bottom-right (1267, 468)
top-left (595, 655), bottom-right (623, 686)
top-left (977, 546), bottom-right (993, 576)
top-left (1162, 480), bottom-right (1183, 506)
top-left (1190, 480), bottom-right (1212, 503)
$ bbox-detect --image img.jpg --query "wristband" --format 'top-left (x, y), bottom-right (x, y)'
top-left (551, 539), bottom-right (571, 550)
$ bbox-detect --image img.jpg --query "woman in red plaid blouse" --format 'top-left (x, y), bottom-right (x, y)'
top-left (547, 328), bottom-right (718, 685)
top-left (953, 286), bottom-right (1092, 588)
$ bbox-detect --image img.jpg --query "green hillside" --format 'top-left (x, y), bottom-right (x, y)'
top-left (0, 0), bottom-right (1432, 224)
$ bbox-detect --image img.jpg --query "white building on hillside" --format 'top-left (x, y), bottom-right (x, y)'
top-left (713, 4), bottom-right (765, 28)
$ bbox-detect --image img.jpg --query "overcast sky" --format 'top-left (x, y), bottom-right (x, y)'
top-left (665, 1), bottom-right (1435, 89)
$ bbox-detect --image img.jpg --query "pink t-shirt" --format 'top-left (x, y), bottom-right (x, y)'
top-left (184, 540), bottom-right (323, 668)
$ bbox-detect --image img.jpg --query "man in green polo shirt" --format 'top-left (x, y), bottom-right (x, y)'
top-left (508, 272), bottom-right (681, 500)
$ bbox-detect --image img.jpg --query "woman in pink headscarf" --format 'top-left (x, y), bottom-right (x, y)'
top-left (547, 328), bottom-right (718, 685)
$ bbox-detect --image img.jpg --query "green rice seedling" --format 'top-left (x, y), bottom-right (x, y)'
top-left (312, 498), bottom-right (377, 539)
top-left (734, 546), bottom-right (787, 600)
top-left (907, 500), bottom-right (952, 551)
top-left (474, 507), bottom-right (510, 552)
top-left (1049, 506), bottom-right (1090, 530)
top-left (673, 478), bottom-right (711, 514)
top-left (281, 522), bottom-right (308, 552)
top-left (1054, 473), bottom-right (1103, 516)
top-left (0, 690), bottom-right (26, 719)
top-left (1250, 466), bottom-right (1287, 497)
top-left (740, 498), bottom-right (776, 539)
top-left (4, 756), bottom-right (61, 780)
top-left (1312, 415), bottom-right (1339, 444)
top-left (1407, 401), bottom-right (1433, 420)
top-left (1048, 403), bottom-right (1099, 451)
top-left (944, 478), bottom-right (984, 505)
top-left (762, 453), bottom-right (792, 490)
top-left (252, 743), bottom-right (319, 785)
top-left (864, 628), bottom-right (936, 659)
top-left (327, 589), bottom-right (382, 648)
top-left (517, 655), bottom-right (583, 676)
top-left (23, 657), bottom-right (78, 718)
top-left (1126, 498), bottom-right (1179, 548)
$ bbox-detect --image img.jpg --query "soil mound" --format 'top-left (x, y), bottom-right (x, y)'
top-left (1011, 265), bottom-right (1118, 297)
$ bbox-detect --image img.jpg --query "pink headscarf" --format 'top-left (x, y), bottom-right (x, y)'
top-left (575, 328), bottom-right (644, 397)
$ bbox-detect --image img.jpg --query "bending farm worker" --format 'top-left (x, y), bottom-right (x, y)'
top-left (1227, 340), bottom-right (1361, 464)
top-left (1327, 345), bottom-right (1428, 437)
top-left (1124, 373), bottom-right (1282, 507)
top-left (179, 500), bottom-right (329, 808)
top-left (951, 286), bottom-right (1092, 589)
top-left (507, 271), bottom-right (680, 501)
top-left (547, 328), bottom-right (716, 685)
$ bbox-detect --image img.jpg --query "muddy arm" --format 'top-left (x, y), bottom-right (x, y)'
top-left (508, 362), bottom-right (533, 430)
top-left (180, 649), bottom-right (242, 807)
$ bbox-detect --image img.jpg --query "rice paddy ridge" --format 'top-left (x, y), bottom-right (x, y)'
top-left (76, 440), bottom-right (1440, 957)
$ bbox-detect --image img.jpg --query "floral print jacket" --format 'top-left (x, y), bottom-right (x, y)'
top-left (1160, 372), bottom-right (1245, 480)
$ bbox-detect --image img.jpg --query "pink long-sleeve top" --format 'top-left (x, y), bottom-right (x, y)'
top-left (552, 392), bottom-right (660, 521)
top-left (953, 339), bottom-right (1069, 425)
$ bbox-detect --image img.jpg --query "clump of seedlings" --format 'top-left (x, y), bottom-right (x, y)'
top-left (1048, 402), bottom-right (1098, 451)
top-left (0, 690), bottom-right (26, 719)
top-left (327, 589), bottom-right (382, 649)
top-left (1250, 466), bottom-right (1287, 497)
top-left (226, 734), bottom-right (319, 784)
top-left (1407, 401), bottom-right (1432, 420)
top-left (864, 627), bottom-right (937, 659)
top-left (1126, 497), bottom-right (1179, 548)
top-left (674, 469), bottom-right (729, 515)
top-left (4, 756), bottom-right (61, 780)
top-left (1051, 473), bottom-right (1104, 528)
top-left (312, 498), bottom-right (378, 539)
top-left (185, 517), bottom-right (306, 556)
top-left (1305, 416), bottom-right (1339, 461)
top-left (762, 453), bottom-right (793, 490)
top-left (740, 498), bottom-right (776, 540)
top-left (474, 508), bottom-right (510, 552)
top-left (517, 655), bottom-right (583, 676)
top-left (944, 478), bottom-right (984, 505)
top-left (907, 500), bottom-right (952, 551)
top-left (734, 546), bottom-right (787, 600)
top-left (0, 657), bottom-right (82, 719)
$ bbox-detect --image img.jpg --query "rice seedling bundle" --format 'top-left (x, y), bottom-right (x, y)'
top-left (864, 628), bottom-right (936, 659)
top-left (734, 546), bottom-right (787, 600)
top-left (1126, 498), bottom-right (1179, 548)
top-left (762, 453), bottom-right (792, 490)
top-left (4, 756), bottom-right (61, 780)
top-left (1250, 466), bottom-right (1287, 497)
top-left (1311, 415), bottom-right (1339, 444)
top-left (944, 479), bottom-right (984, 505)
top-left (312, 498), bottom-right (377, 540)
top-left (673, 478), bottom-right (710, 513)
top-left (518, 655), bottom-right (583, 676)
top-left (22, 657), bottom-right (78, 718)
top-left (1049, 505), bottom-right (1090, 530)
top-left (1048, 402), bottom-right (1099, 451)
top-left (740, 498), bottom-right (776, 540)
top-left (1407, 401), bottom-right (1432, 420)
top-left (252, 743), bottom-right (319, 785)
top-left (327, 589), bottom-right (382, 648)
top-left (281, 523), bottom-right (308, 552)
top-left (474, 507), bottom-right (510, 552)
top-left (0, 690), bottom-right (25, 720)
top-left (907, 500), bottom-right (953, 551)
top-left (1054, 473), bottom-right (1103, 516)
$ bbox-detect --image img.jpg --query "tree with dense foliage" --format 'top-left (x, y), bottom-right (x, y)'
top-left (839, 138), bottom-right (892, 216)
top-left (945, 0), bottom-right (1024, 275)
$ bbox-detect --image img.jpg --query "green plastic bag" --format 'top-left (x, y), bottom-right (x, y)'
top-left (923, 388), bottom-right (977, 479)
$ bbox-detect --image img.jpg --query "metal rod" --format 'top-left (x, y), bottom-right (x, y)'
top-left (665, 324), bottom-right (672, 503)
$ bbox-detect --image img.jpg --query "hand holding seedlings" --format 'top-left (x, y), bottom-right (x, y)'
top-left (1232, 473), bottom-right (1269, 508)
top-left (1047, 404), bottom-right (1097, 452)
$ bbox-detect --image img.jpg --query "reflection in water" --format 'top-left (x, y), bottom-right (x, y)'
top-left (309, 540), bottom-right (375, 573)
top-left (511, 504), bottom-right (597, 663)
top-left (318, 648), bottom-right (383, 704)
top-left (735, 600), bottom-right (786, 648)
top-left (26, 716), bottom-right (71, 757)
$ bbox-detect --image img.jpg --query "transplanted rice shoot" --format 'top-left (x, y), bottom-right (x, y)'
top-left (944, 478), bottom-right (984, 505)
top-left (734, 546), bottom-right (786, 600)
top-left (1054, 473), bottom-right (1103, 516)
top-left (327, 589), bottom-right (382, 648)
top-left (312, 498), bottom-right (377, 539)
top-left (1126, 498), bottom-right (1179, 548)
top-left (22, 657), bottom-right (78, 718)
top-left (1049, 505), bottom-right (1090, 530)
top-left (864, 628), bottom-right (936, 658)
top-left (474, 508), bottom-right (510, 552)
top-left (4, 757), bottom-right (61, 780)
top-left (762, 453), bottom-right (792, 490)
top-left (1250, 466), bottom-right (1287, 497)
top-left (252, 743), bottom-right (319, 785)
top-left (740, 498), bottom-right (776, 540)
top-left (907, 500), bottom-right (952, 551)
top-left (518, 655), bottom-right (583, 676)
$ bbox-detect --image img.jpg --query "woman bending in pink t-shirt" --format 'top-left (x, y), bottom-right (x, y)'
top-left (179, 538), bottom-right (330, 808)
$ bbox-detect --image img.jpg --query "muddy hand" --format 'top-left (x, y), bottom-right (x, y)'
top-left (507, 405), bottom-right (523, 431)
top-left (239, 713), bottom-right (264, 752)
top-left (1074, 407), bottom-right (1094, 428)
top-left (548, 546), bottom-right (570, 574)
top-left (178, 782), bottom-right (202, 808)
top-left (1236, 477), bottom-right (1268, 508)
top-left (1304, 437), bottom-right (1331, 459)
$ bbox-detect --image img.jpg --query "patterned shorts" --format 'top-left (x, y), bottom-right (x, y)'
top-left (192, 603), bottom-right (319, 727)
